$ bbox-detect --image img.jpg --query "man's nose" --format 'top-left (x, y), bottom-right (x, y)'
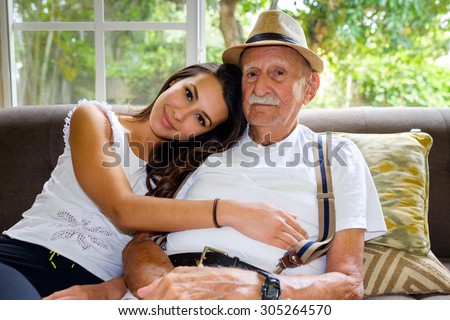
top-left (253, 74), bottom-right (273, 96)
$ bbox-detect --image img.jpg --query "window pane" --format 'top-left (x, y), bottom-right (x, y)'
top-left (104, 0), bottom-right (186, 22)
top-left (14, 31), bottom-right (95, 105)
top-left (12, 0), bottom-right (94, 22)
top-left (205, 7), bottom-right (225, 63)
top-left (105, 30), bottom-right (186, 106)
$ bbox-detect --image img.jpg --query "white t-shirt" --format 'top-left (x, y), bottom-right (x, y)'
top-left (164, 124), bottom-right (387, 275)
top-left (4, 100), bottom-right (148, 280)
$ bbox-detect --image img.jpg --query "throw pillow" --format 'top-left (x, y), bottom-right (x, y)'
top-left (364, 243), bottom-right (450, 296)
top-left (336, 132), bottom-right (432, 256)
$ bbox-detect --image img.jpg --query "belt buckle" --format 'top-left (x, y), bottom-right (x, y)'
top-left (196, 246), bottom-right (228, 267)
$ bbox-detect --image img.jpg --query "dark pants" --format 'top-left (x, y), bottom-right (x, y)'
top-left (0, 262), bottom-right (41, 299)
top-left (0, 235), bottom-right (102, 299)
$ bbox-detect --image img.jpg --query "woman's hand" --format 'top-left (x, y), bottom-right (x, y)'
top-left (43, 277), bottom-right (127, 300)
top-left (219, 200), bottom-right (309, 250)
top-left (136, 266), bottom-right (262, 300)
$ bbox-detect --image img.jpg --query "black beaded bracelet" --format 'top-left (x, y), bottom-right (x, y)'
top-left (213, 198), bottom-right (221, 228)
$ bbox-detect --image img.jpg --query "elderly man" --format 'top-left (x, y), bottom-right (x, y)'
top-left (47, 10), bottom-right (386, 300)
top-left (119, 10), bottom-right (386, 300)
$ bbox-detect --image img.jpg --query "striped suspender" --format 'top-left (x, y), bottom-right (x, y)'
top-left (273, 133), bottom-right (336, 274)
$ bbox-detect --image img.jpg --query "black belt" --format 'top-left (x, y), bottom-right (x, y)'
top-left (168, 246), bottom-right (265, 273)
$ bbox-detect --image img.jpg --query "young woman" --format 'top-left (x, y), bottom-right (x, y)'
top-left (0, 62), bottom-right (303, 299)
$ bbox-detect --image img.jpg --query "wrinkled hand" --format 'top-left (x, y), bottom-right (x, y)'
top-left (221, 200), bottom-right (309, 250)
top-left (43, 277), bottom-right (126, 300)
top-left (137, 266), bottom-right (263, 300)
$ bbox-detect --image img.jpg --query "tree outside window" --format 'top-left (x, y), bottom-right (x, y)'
top-left (4, 0), bottom-right (450, 108)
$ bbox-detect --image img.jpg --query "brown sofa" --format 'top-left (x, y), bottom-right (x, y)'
top-left (0, 104), bottom-right (449, 299)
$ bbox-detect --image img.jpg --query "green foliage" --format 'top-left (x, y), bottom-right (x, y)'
top-left (205, 0), bottom-right (273, 63)
top-left (352, 54), bottom-right (450, 107)
top-left (286, 0), bottom-right (450, 107)
top-left (297, 0), bottom-right (449, 57)
top-left (104, 0), bottom-right (186, 22)
top-left (13, 0), bottom-right (93, 22)
top-left (204, 0), bottom-right (449, 108)
top-left (11, 0), bottom-right (450, 108)
top-left (105, 29), bottom-right (186, 105)
top-left (13, 0), bottom-right (187, 105)
top-left (95, 0), bottom-right (188, 105)
top-left (240, 0), bottom-right (272, 12)
top-left (13, 0), bottom-right (96, 104)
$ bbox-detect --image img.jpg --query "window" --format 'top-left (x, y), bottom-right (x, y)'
top-left (0, 0), bottom-right (206, 107)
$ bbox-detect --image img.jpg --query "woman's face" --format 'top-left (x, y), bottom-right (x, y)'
top-left (149, 73), bottom-right (229, 141)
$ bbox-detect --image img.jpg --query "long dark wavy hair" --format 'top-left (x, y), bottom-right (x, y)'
top-left (132, 62), bottom-right (246, 198)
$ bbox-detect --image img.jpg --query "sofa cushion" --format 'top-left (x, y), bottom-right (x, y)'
top-left (364, 244), bottom-right (450, 296)
top-left (338, 132), bottom-right (432, 256)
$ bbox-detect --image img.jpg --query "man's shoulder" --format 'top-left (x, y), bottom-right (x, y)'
top-left (303, 128), bottom-right (356, 149)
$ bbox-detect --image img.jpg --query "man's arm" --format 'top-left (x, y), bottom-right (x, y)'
top-left (122, 233), bottom-right (175, 297)
top-left (135, 228), bottom-right (365, 300)
top-left (279, 228), bottom-right (364, 299)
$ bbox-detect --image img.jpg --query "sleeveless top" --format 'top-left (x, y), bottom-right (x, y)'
top-left (4, 100), bottom-right (148, 280)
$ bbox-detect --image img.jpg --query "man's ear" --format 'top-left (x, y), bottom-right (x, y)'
top-left (303, 72), bottom-right (320, 105)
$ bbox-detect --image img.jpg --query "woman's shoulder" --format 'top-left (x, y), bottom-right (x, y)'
top-left (64, 100), bottom-right (119, 147)
top-left (69, 103), bottom-right (112, 136)
top-left (72, 100), bottom-right (114, 121)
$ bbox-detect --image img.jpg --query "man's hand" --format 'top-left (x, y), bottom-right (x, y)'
top-left (134, 229), bottom-right (365, 300)
top-left (136, 266), bottom-right (263, 300)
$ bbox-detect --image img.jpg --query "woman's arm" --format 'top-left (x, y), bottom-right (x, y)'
top-left (69, 104), bottom-right (307, 248)
top-left (70, 103), bottom-right (214, 232)
top-left (43, 277), bottom-right (127, 300)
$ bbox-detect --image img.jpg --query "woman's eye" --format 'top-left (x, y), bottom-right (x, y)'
top-left (247, 71), bottom-right (257, 78)
top-left (185, 88), bottom-right (193, 101)
top-left (196, 114), bottom-right (206, 127)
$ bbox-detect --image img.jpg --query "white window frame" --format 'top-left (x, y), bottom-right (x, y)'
top-left (1, 0), bottom-right (206, 107)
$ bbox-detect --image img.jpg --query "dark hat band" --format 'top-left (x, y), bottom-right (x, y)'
top-left (246, 32), bottom-right (299, 45)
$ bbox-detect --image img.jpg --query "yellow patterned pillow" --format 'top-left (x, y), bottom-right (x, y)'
top-left (337, 132), bottom-right (432, 255)
top-left (364, 244), bottom-right (450, 296)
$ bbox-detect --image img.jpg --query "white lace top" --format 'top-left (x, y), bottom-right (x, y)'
top-left (4, 100), bottom-right (148, 280)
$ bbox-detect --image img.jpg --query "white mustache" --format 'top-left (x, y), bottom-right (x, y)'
top-left (248, 94), bottom-right (280, 106)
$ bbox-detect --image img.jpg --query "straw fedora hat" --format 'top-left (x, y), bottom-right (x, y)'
top-left (222, 10), bottom-right (324, 73)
